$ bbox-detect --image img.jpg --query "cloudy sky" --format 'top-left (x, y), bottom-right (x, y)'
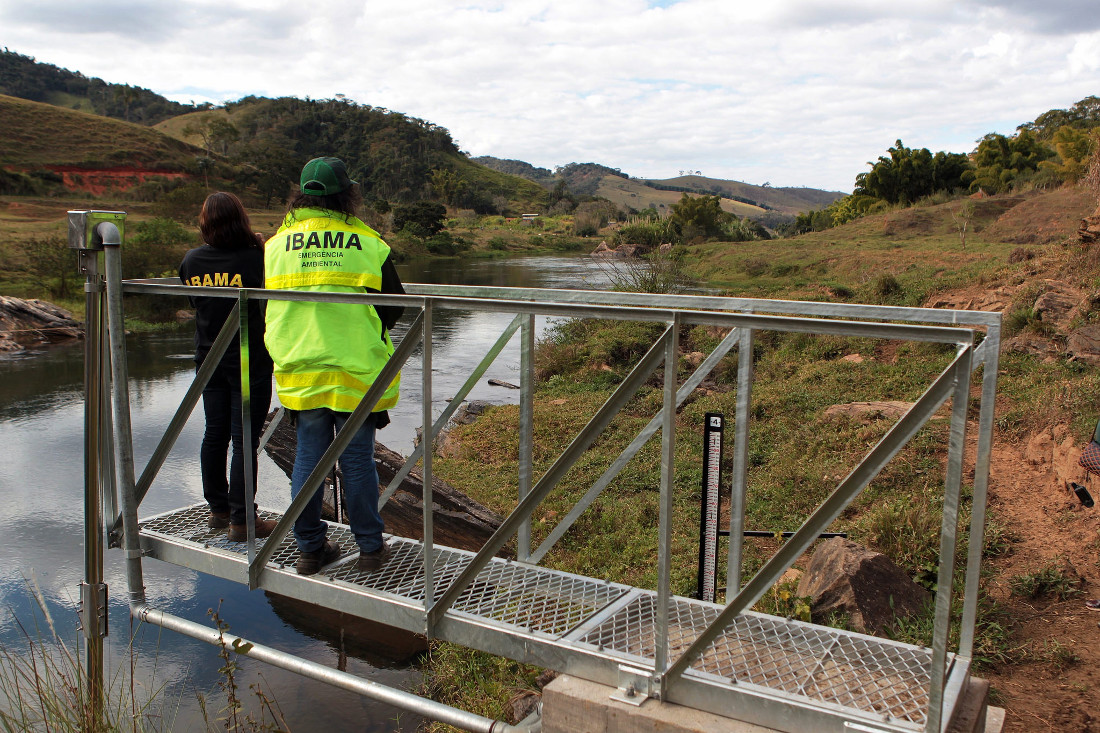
top-left (2, 0), bottom-right (1098, 192)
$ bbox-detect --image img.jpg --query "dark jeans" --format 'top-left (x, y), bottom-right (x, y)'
top-left (199, 363), bottom-right (273, 525)
top-left (290, 408), bottom-right (385, 554)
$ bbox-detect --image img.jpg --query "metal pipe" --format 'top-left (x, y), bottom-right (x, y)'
top-left (80, 245), bottom-right (105, 709)
top-left (126, 276), bottom-right (1004, 328)
top-left (926, 345), bottom-right (973, 733)
top-left (422, 300), bottom-right (435, 621)
top-left (121, 281), bottom-right (978, 345)
top-left (655, 317), bottom-right (679, 685)
top-left (517, 313), bottom-right (535, 562)
top-left (959, 321), bottom-right (1001, 660)
top-left (134, 605), bottom-right (540, 733)
top-left (238, 291), bottom-right (257, 564)
top-left (103, 240), bottom-right (146, 606)
top-left (728, 327), bottom-right (754, 596)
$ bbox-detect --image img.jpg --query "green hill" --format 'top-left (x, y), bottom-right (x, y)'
top-left (0, 94), bottom-right (203, 172)
top-left (474, 155), bottom-right (843, 226)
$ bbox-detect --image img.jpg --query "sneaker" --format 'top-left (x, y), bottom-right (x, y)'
top-left (356, 541), bottom-right (392, 573)
top-left (295, 539), bottom-right (342, 576)
top-left (227, 517), bottom-right (278, 543)
top-left (1086, 599), bottom-right (1100, 611)
top-left (208, 511), bottom-right (230, 530)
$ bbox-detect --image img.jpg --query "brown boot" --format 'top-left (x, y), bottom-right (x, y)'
top-left (208, 511), bottom-right (230, 530)
top-left (227, 517), bottom-right (278, 542)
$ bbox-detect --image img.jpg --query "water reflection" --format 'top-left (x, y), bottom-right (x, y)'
top-left (0, 254), bottom-right (609, 730)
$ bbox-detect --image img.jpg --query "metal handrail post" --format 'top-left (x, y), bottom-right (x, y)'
top-left (98, 304), bottom-right (118, 529)
top-left (103, 242), bottom-right (146, 607)
top-left (79, 244), bottom-right (105, 716)
top-left (926, 345), bottom-right (974, 732)
top-left (727, 327), bottom-right (754, 596)
top-left (959, 321), bottom-right (1001, 659)
top-left (517, 313), bottom-right (535, 561)
top-left (654, 315), bottom-right (679, 687)
top-left (422, 300), bottom-right (435, 620)
top-left (238, 291), bottom-right (258, 565)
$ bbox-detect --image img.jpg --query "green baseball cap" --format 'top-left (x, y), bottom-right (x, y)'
top-left (300, 156), bottom-right (357, 196)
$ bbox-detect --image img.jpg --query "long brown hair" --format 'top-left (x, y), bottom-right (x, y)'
top-left (200, 192), bottom-right (259, 249)
top-left (287, 185), bottom-right (362, 222)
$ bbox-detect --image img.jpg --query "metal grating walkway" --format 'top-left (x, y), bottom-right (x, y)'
top-left (139, 504), bottom-right (955, 732)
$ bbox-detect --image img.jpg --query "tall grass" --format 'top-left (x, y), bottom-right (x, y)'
top-left (0, 583), bottom-right (289, 732)
top-left (0, 580), bottom-right (174, 732)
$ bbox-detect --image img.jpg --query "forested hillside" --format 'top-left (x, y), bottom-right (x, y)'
top-left (0, 48), bottom-right (194, 124)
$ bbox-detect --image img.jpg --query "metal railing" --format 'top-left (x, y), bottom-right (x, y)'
top-left (77, 211), bottom-right (1000, 733)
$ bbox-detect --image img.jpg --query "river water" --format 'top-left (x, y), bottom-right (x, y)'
top-left (0, 255), bottom-right (613, 731)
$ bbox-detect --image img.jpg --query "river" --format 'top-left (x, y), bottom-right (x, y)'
top-left (0, 254), bottom-right (613, 731)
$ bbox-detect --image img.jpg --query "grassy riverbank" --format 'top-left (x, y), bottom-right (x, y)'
top-left (419, 187), bottom-right (1100, 730)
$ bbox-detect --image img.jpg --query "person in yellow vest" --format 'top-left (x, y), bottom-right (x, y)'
top-left (265, 156), bottom-right (405, 575)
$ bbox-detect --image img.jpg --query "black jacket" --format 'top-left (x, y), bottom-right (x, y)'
top-left (179, 243), bottom-right (273, 375)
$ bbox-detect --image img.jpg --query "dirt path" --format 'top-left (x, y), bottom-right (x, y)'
top-left (982, 434), bottom-right (1100, 731)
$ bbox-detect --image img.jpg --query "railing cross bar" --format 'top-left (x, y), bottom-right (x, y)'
top-left (426, 321), bottom-right (677, 629)
top-left (246, 309), bottom-right (426, 587)
top-left (660, 344), bottom-right (973, 694)
top-left (528, 325), bottom-right (742, 564)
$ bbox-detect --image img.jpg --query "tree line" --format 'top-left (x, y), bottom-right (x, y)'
top-left (789, 95), bottom-right (1100, 234)
top-left (0, 48), bottom-right (196, 124)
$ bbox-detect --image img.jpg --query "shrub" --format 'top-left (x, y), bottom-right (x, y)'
top-left (740, 258), bottom-right (769, 277)
top-left (1009, 561), bottom-right (1083, 600)
top-left (393, 201), bottom-right (446, 237)
top-left (1008, 247), bottom-right (1035, 263)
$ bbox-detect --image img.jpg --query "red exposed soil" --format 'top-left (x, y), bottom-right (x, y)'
top-left (982, 437), bottom-right (1100, 732)
top-left (45, 166), bottom-right (189, 196)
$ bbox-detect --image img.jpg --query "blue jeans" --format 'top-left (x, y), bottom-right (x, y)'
top-left (200, 363), bottom-right (272, 525)
top-left (290, 408), bottom-right (385, 554)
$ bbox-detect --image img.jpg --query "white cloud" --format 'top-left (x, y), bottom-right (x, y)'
top-left (1, 0), bottom-right (1098, 191)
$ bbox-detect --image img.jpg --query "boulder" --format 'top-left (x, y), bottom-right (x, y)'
top-left (1066, 324), bottom-right (1100, 363)
top-left (1003, 333), bottom-right (1057, 358)
top-left (796, 538), bottom-right (930, 634)
top-left (1033, 286), bottom-right (1082, 330)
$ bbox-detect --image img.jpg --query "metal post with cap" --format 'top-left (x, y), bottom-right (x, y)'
top-left (67, 209), bottom-right (125, 724)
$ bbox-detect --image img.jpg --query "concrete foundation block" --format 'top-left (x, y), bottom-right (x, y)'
top-left (542, 675), bottom-right (787, 733)
top-left (541, 674), bottom-right (1005, 733)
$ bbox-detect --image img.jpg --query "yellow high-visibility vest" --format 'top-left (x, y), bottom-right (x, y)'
top-left (264, 207), bottom-right (399, 412)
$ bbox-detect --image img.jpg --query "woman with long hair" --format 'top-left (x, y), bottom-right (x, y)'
top-left (179, 192), bottom-right (275, 541)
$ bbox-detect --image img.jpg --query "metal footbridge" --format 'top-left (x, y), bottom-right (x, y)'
top-left (72, 210), bottom-right (1000, 733)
